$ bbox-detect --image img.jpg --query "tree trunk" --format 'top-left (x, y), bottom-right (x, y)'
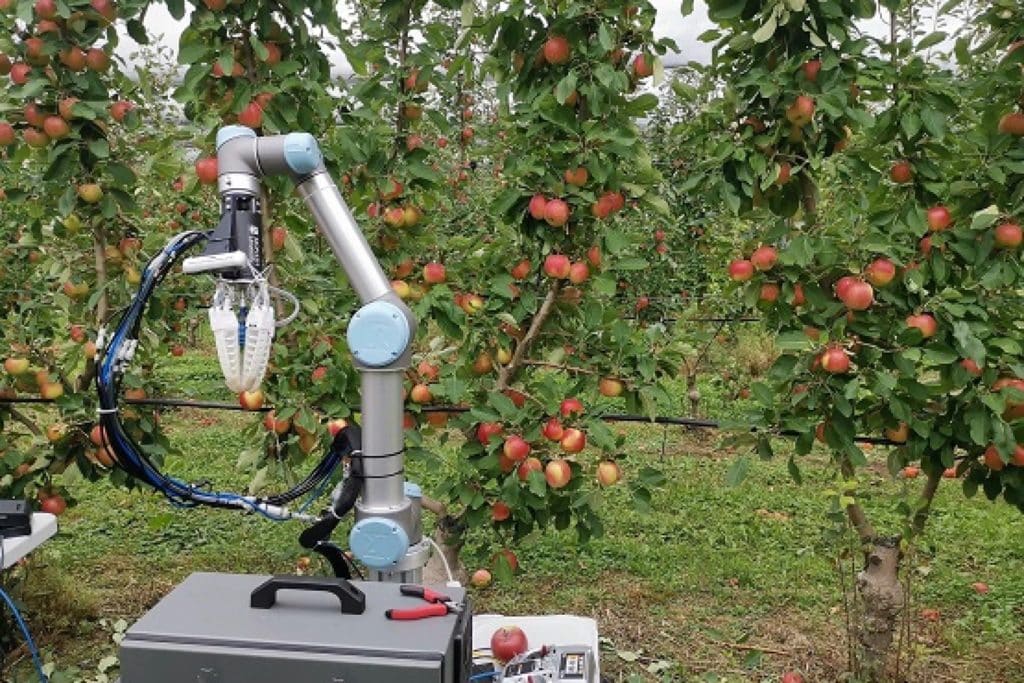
top-left (854, 536), bottom-right (905, 681)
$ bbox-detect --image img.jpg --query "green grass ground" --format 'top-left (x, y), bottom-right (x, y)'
top-left (4, 351), bottom-right (1024, 682)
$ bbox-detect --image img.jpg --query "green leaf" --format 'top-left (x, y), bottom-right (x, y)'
top-left (88, 139), bottom-right (110, 158)
top-left (597, 23), bottom-right (614, 52)
top-left (917, 31), bottom-right (947, 50)
top-left (752, 15), bottom-right (777, 43)
top-left (726, 456), bottom-right (750, 486)
top-left (787, 456), bottom-right (803, 485)
top-left (554, 72), bottom-right (578, 106)
top-left (970, 205), bottom-right (1000, 232)
top-left (106, 162), bottom-right (136, 187)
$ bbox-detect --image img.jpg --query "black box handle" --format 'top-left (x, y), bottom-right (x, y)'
top-left (250, 575), bottom-right (366, 614)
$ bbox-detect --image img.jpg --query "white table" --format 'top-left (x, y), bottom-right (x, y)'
top-left (2, 513), bottom-right (57, 569)
top-left (473, 614), bottom-right (601, 680)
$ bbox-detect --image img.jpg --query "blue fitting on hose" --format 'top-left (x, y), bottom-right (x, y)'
top-left (282, 132), bottom-right (323, 175)
top-left (216, 125), bottom-right (257, 149)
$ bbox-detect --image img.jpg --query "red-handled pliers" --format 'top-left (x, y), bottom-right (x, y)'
top-left (385, 585), bottom-right (462, 621)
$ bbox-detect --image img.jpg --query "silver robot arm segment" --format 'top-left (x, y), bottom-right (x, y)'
top-left (214, 126), bottom-right (427, 583)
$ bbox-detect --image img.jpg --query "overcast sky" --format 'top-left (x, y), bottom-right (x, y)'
top-left (122, 1), bottom-right (900, 73)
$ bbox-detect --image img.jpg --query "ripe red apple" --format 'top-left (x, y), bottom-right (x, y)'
top-left (543, 35), bottom-right (570, 65)
top-left (470, 569), bottom-right (492, 588)
top-left (43, 115), bottom-right (70, 139)
top-left (10, 63), bottom-right (32, 85)
top-left (238, 101), bottom-right (263, 128)
top-left (564, 167), bottom-right (588, 186)
top-left (971, 581), bottom-right (990, 594)
top-left (926, 205), bottom-right (952, 232)
top-left (886, 423), bottom-right (910, 444)
top-left (40, 381), bottom-right (64, 399)
top-left (311, 365), bottom-right (328, 383)
top-left (559, 397), bottom-right (583, 417)
top-left (59, 47), bottom-right (87, 71)
top-left (85, 47), bottom-right (110, 72)
top-left (4, 357), bottom-right (29, 375)
top-left (491, 501), bottom-right (510, 522)
top-left (781, 673), bottom-right (804, 683)
top-left (790, 283), bottom-right (806, 307)
top-left (960, 358), bottom-right (982, 376)
top-left (34, 0), bottom-right (57, 18)
top-left (23, 128), bottom-right (49, 148)
top-left (865, 258), bottom-right (896, 287)
top-left (417, 361), bottom-right (439, 381)
top-left (490, 626), bottom-right (528, 662)
top-left (545, 458), bottom-right (573, 488)
top-left (587, 246), bottom-right (602, 268)
top-left (802, 58), bottom-right (821, 82)
top-left (517, 456), bottom-right (543, 481)
top-left (839, 279), bottom-right (874, 310)
top-left (502, 435), bottom-right (530, 463)
top-left (943, 467), bottom-right (957, 479)
top-left (820, 347), bottom-right (850, 374)
top-left (759, 283), bottom-right (780, 303)
top-left (542, 417), bottom-right (564, 442)
top-left (509, 258), bottom-right (531, 280)
top-left (632, 53), bottom-right (653, 78)
top-left (890, 160), bottom-right (913, 184)
top-left (471, 351), bottom-right (493, 374)
top-left (544, 198), bottom-right (570, 227)
top-left (560, 428), bottom-right (586, 453)
top-left (902, 465), bottom-right (920, 479)
top-left (476, 422), bottom-right (503, 446)
top-left (568, 262), bottom-right (589, 284)
top-left (1013, 445), bottom-right (1024, 467)
top-left (410, 383), bottom-right (433, 404)
top-left (40, 495), bottom-right (67, 516)
top-left (997, 112), bottom-right (1024, 136)
top-left (423, 261), bottom-right (446, 284)
top-left (543, 254), bottom-right (571, 279)
top-left (0, 122), bottom-right (14, 146)
top-left (750, 246), bottom-right (777, 271)
top-left (238, 390), bottom-right (265, 410)
top-left (994, 222), bottom-right (1022, 249)
top-left (326, 418), bottom-right (348, 437)
top-left (599, 377), bottom-right (623, 397)
top-left (906, 314), bottom-right (938, 339)
top-left (785, 95), bottom-right (815, 127)
top-left (596, 460), bottom-right (622, 486)
top-left (195, 157), bottom-right (218, 184)
top-left (528, 194), bottom-right (548, 220)
top-left (983, 444), bottom-right (1004, 471)
top-left (90, 0), bottom-right (117, 21)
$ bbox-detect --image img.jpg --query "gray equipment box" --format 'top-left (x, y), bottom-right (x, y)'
top-left (119, 572), bottom-right (471, 683)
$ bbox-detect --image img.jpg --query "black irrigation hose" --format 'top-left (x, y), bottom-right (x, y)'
top-left (0, 397), bottom-right (903, 447)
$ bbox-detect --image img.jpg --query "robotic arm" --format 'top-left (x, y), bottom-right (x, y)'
top-left (97, 127), bottom-right (431, 584)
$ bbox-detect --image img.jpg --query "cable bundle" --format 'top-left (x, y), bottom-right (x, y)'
top-left (94, 232), bottom-right (341, 520)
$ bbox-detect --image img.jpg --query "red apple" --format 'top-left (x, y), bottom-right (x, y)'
top-left (59, 47), bottom-right (87, 71)
top-left (984, 444), bottom-right (1004, 471)
top-left (599, 377), bottom-right (623, 397)
top-left (34, 0), bottom-right (57, 19)
top-left (906, 314), bottom-right (938, 339)
top-left (890, 160), bottom-right (914, 184)
top-left (43, 115), bottom-right (69, 139)
top-left (587, 245), bottom-right (602, 268)
top-left (903, 465), bottom-right (920, 479)
top-left (759, 283), bottom-right (780, 303)
top-left (510, 258), bottom-right (531, 280)
top-left (195, 157), bottom-right (218, 184)
top-left (10, 63), bottom-right (32, 85)
top-left (410, 383), bottom-right (433, 404)
top-left (994, 222), bottom-right (1022, 249)
top-left (40, 495), bottom-right (67, 516)
top-left (502, 435), bottom-right (530, 463)
top-left (750, 246), bottom-right (778, 271)
top-left (961, 358), bottom-right (982, 376)
top-left (943, 467), bottom-right (957, 479)
top-left (596, 460), bottom-right (621, 486)
top-left (802, 58), bottom-right (821, 82)
top-left (564, 167), bottom-right (588, 186)
top-left (926, 205), bottom-right (952, 232)
top-left (238, 390), bottom-right (265, 410)
top-left (781, 673), bottom-right (804, 683)
top-left (543, 36), bottom-right (570, 65)
top-left (820, 347), bottom-right (850, 374)
top-left (865, 258), bottom-right (896, 287)
top-left (839, 279), bottom-right (874, 311)
top-left (544, 198), bottom-right (570, 227)
top-left (23, 128), bottom-right (49, 148)
top-left (470, 569), bottom-right (492, 588)
top-left (560, 428), bottom-right (586, 453)
top-left (490, 626), bottom-right (529, 662)
top-left (545, 458), bottom-right (573, 488)
top-left (327, 418), bottom-right (348, 437)
top-left (85, 48), bottom-right (110, 72)
top-left (543, 254), bottom-right (571, 279)
top-left (568, 262), bottom-right (589, 284)
top-left (559, 397), bottom-right (583, 417)
top-left (491, 501), bottom-right (511, 521)
top-left (785, 95), bottom-right (815, 127)
top-left (632, 53), bottom-right (653, 78)
top-left (0, 122), bottom-right (14, 146)
top-left (971, 581), bottom-right (990, 594)
top-left (886, 423), bottom-right (910, 444)
top-left (997, 112), bottom-right (1024, 136)
top-left (476, 422), bottom-right (503, 446)
top-left (728, 259), bottom-right (754, 282)
top-left (423, 261), bottom-right (446, 284)
top-left (237, 101), bottom-right (263, 128)
top-left (528, 194), bottom-right (548, 220)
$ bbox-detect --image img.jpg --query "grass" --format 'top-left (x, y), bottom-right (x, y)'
top-left (4, 350), bottom-right (1024, 682)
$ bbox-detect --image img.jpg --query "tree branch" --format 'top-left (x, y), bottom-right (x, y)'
top-left (910, 465), bottom-right (942, 538)
top-left (841, 456), bottom-right (876, 542)
top-left (93, 227), bottom-right (109, 324)
top-left (2, 405), bottom-right (41, 437)
top-left (520, 359), bottom-right (597, 376)
top-left (497, 281), bottom-right (561, 391)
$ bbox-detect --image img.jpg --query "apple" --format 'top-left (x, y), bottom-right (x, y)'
top-left (1013, 444), bottom-right (1024, 467)
top-left (596, 460), bottom-right (622, 486)
top-left (728, 259), bottom-right (755, 282)
top-left (89, 423), bottom-right (107, 446)
top-left (839, 279), bottom-right (874, 310)
top-left (543, 36), bottom-right (570, 65)
top-left (10, 63), bottom-right (32, 85)
top-left (791, 283), bottom-right (806, 306)
top-left (943, 467), bottom-right (957, 479)
top-left (46, 423), bottom-right (65, 443)
top-left (564, 167), bottom-right (588, 186)
top-left (0, 122), bottom-right (14, 146)
top-left (40, 495), bottom-right (67, 516)
top-left (4, 358), bottom-right (29, 375)
top-left (994, 222), bottom-right (1022, 249)
top-left (91, 0), bottom-right (116, 21)
top-left (195, 157), bottom-right (218, 184)
top-left (59, 47), bottom-right (87, 71)
top-left (926, 205), bottom-right (952, 232)
top-left (86, 48), bottom-right (110, 72)
top-left (633, 54), bottom-right (653, 78)
top-left (775, 160), bottom-right (792, 186)
top-left (491, 501), bottom-right (511, 522)
top-left (462, 294), bottom-right (485, 315)
top-left (311, 366), bottom-right (328, 383)
top-left (327, 419), bottom-right (348, 438)
top-left (820, 347), bottom-right (850, 374)
top-left (496, 347), bottom-right (512, 365)
top-left (517, 457), bottom-right (543, 481)
top-left (903, 466), bottom-right (920, 479)
top-left (599, 377), bottom-right (623, 397)
top-left (43, 116), bottom-right (70, 139)
top-left (920, 608), bottom-right (941, 622)
top-left (544, 254), bottom-right (571, 279)
top-left (906, 313), bottom-right (938, 339)
top-left (591, 195), bottom-right (614, 219)
top-left (417, 361), bottom-right (439, 382)
top-left (568, 262), bottom-right (589, 284)
top-left (40, 381), bottom-right (64, 399)
top-left (983, 444), bottom-right (1004, 471)
top-left (587, 246), bottom-right (602, 268)
top-left (470, 569), bottom-right (492, 588)
top-left (69, 324), bottom-right (86, 343)
top-left (476, 422), bottom-right (503, 445)
top-left (510, 258), bottom-right (531, 280)
top-left (542, 418), bottom-right (564, 442)
top-left (759, 283), bottom-right (780, 303)
top-left (750, 246), bottom-right (778, 271)
top-left (472, 352), bottom-right (493, 374)
top-left (34, 0), bottom-right (57, 19)
top-left (24, 128), bottom-right (49, 148)
top-left (238, 101), bottom-right (263, 128)
top-left (24, 102), bottom-right (47, 127)
top-left (125, 388), bottom-right (146, 400)
top-left (890, 160), bottom-right (913, 184)
top-left (560, 428), bottom-right (586, 453)
top-left (785, 95), bottom-right (815, 127)
top-left (544, 198), bottom-right (570, 227)
top-left (997, 112), bottom-right (1024, 136)
top-left (865, 258), bottom-right (896, 287)
top-left (460, 126), bottom-right (473, 142)
top-left (781, 673), bottom-right (804, 683)
top-left (971, 581), bottom-right (990, 594)
top-left (491, 626), bottom-right (528, 662)
top-left (802, 58), bottom-right (821, 82)
top-left (410, 383), bottom-right (433, 404)
top-left (0, 54), bottom-right (8, 76)
top-left (502, 435), bottom-right (530, 463)
top-left (635, 295), bottom-right (650, 311)
top-left (263, 411), bottom-right (291, 434)
top-left (885, 423), bottom-right (909, 444)
top-left (545, 458), bottom-right (573, 487)
top-left (238, 390), bottom-right (265, 410)
top-left (560, 397), bottom-right (583, 417)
